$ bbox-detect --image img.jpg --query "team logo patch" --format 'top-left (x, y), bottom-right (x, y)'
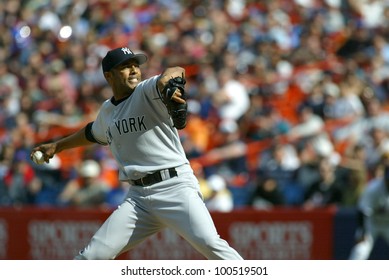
top-left (121, 47), bottom-right (133, 55)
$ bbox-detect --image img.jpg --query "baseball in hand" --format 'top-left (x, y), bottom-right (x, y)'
top-left (32, 151), bottom-right (45, 164)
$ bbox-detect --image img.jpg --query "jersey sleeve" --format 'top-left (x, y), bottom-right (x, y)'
top-left (90, 102), bottom-right (110, 145)
top-left (140, 75), bottom-right (168, 114)
top-left (142, 75), bottom-right (163, 101)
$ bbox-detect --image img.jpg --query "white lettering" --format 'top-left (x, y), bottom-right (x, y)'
top-left (28, 221), bottom-right (100, 259)
top-left (230, 221), bottom-right (313, 259)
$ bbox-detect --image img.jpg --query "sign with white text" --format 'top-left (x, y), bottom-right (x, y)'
top-left (0, 208), bottom-right (334, 260)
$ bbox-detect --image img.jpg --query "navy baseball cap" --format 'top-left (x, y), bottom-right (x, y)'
top-left (102, 47), bottom-right (148, 72)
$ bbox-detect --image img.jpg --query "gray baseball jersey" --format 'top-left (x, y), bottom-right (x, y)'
top-left (75, 74), bottom-right (243, 260)
top-left (91, 75), bottom-right (188, 181)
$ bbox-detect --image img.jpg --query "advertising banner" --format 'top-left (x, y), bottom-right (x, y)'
top-left (0, 207), bottom-right (334, 260)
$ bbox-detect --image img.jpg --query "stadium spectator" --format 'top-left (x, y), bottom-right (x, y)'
top-left (204, 174), bottom-right (234, 213)
top-left (347, 0), bottom-right (388, 29)
top-left (2, 150), bottom-right (38, 206)
top-left (339, 143), bottom-right (368, 207)
top-left (200, 119), bottom-right (252, 207)
top-left (57, 159), bottom-right (109, 208)
top-left (257, 142), bottom-right (300, 205)
top-left (212, 68), bottom-right (250, 123)
top-left (241, 98), bottom-right (291, 141)
top-left (333, 97), bottom-right (389, 159)
top-left (181, 99), bottom-right (212, 157)
top-left (362, 127), bottom-right (389, 176)
top-left (293, 141), bottom-right (322, 205)
top-left (288, 104), bottom-right (340, 165)
top-left (203, 119), bottom-right (249, 184)
top-left (323, 72), bottom-right (365, 122)
top-left (288, 104), bottom-right (325, 142)
top-left (249, 176), bottom-right (285, 210)
top-left (303, 157), bottom-right (344, 210)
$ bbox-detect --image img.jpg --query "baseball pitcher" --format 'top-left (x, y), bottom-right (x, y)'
top-left (30, 47), bottom-right (243, 260)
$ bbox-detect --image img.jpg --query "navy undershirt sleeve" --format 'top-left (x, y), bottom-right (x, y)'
top-left (85, 122), bottom-right (98, 143)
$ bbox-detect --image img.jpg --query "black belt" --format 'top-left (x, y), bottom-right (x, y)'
top-left (132, 168), bottom-right (177, 186)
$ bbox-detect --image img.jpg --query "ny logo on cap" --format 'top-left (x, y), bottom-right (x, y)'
top-left (121, 47), bottom-right (133, 55)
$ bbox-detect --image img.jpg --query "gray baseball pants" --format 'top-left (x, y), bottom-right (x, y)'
top-left (74, 165), bottom-right (243, 260)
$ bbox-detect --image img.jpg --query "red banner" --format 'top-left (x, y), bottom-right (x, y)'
top-left (0, 207), bottom-right (335, 260)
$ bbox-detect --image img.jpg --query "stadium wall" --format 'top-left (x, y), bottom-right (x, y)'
top-left (0, 207), bottom-right (386, 260)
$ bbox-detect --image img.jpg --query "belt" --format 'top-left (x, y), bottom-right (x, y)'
top-left (131, 168), bottom-right (177, 186)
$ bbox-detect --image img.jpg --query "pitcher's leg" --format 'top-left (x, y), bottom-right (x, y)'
top-left (75, 198), bottom-right (161, 260)
top-left (180, 198), bottom-right (243, 260)
top-left (157, 178), bottom-right (243, 260)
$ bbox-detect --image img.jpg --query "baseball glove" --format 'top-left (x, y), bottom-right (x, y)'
top-left (161, 76), bottom-right (188, 129)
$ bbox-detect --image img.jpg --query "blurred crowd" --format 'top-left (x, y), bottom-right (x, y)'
top-left (1, 0), bottom-right (389, 211)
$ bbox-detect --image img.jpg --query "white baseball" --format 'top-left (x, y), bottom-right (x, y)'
top-left (32, 151), bottom-right (45, 164)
